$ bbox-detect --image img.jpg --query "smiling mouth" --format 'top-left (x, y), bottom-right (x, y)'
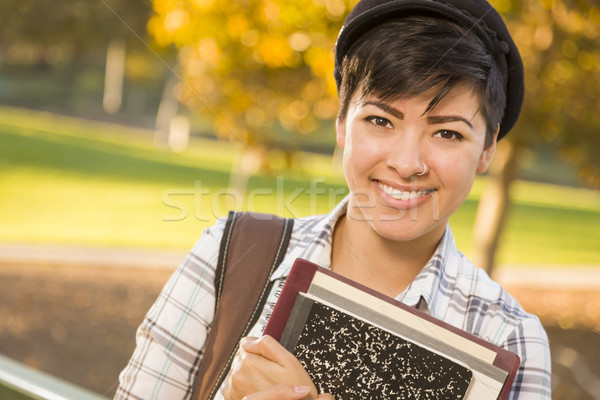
top-left (377, 181), bottom-right (435, 201)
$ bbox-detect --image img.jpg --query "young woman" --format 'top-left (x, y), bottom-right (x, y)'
top-left (116, 1), bottom-right (551, 399)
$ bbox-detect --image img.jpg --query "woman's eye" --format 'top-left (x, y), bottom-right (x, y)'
top-left (434, 130), bottom-right (464, 140)
top-left (366, 116), bottom-right (393, 128)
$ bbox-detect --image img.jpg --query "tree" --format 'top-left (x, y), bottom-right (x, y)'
top-left (147, 0), bottom-right (352, 159)
top-left (471, 0), bottom-right (600, 273)
top-left (0, 0), bottom-right (153, 57)
top-left (0, 0), bottom-right (157, 114)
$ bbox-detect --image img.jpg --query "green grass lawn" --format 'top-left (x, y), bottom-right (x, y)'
top-left (1, 106), bottom-right (599, 267)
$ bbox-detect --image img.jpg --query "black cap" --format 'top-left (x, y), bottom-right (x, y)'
top-left (334, 0), bottom-right (524, 139)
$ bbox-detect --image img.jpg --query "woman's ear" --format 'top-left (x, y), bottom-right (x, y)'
top-left (476, 125), bottom-right (500, 174)
top-left (336, 118), bottom-right (347, 149)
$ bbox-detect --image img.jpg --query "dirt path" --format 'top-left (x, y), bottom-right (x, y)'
top-left (0, 263), bottom-right (169, 398)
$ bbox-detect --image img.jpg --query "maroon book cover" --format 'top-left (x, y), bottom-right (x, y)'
top-left (264, 258), bottom-right (520, 400)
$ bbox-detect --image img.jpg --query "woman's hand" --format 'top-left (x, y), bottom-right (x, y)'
top-left (222, 335), bottom-right (320, 400)
top-left (236, 384), bottom-right (335, 400)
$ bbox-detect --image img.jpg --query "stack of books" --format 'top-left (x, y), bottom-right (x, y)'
top-left (264, 258), bottom-right (520, 399)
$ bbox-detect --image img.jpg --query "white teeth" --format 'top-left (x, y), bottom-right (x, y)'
top-left (378, 182), bottom-right (431, 201)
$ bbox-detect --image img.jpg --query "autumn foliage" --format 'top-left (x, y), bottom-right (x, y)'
top-left (148, 0), bottom-right (356, 146)
top-left (501, 0), bottom-right (600, 187)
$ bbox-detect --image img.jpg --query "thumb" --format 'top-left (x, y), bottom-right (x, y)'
top-left (316, 394), bottom-right (335, 400)
top-left (239, 384), bottom-right (313, 400)
top-left (241, 335), bottom-right (290, 363)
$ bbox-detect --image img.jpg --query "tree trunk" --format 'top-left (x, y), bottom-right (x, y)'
top-left (471, 140), bottom-right (521, 276)
top-left (103, 39), bottom-right (126, 114)
top-left (154, 71), bottom-right (179, 149)
top-left (228, 147), bottom-right (263, 201)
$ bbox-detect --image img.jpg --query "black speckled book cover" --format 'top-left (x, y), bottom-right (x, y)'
top-left (281, 293), bottom-right (473, 400)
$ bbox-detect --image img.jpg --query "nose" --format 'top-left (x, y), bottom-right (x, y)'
top-left (385, 134), bottom-right (427, 178)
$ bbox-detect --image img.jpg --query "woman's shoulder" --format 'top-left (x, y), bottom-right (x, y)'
top-left (187, 212), bottom-right (332, 262)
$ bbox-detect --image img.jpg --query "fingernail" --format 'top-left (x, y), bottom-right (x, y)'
top-left (294, 386), bottom-right (310, 395)
top-left (240, 337), bottom-right (255, 347)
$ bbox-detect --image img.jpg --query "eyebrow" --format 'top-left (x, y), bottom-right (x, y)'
top-left (362, 100), bottom-right (474, 130)
top-left (427, 115), bottom-right (474, 130)
top-left (362, 101), bottom-right (404, 120)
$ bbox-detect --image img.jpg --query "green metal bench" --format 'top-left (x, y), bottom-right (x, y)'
top-left (0, 354), bottom-right (102, 400)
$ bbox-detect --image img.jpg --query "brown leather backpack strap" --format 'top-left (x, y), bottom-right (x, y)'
top-left (192, 211), bottom-right (294, 400)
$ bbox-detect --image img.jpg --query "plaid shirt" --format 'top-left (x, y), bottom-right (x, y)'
top-left (116, 198), bottom-right (551, 400)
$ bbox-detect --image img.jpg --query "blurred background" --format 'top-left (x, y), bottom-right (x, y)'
top-left (0, 0), bottom-right (598, 398)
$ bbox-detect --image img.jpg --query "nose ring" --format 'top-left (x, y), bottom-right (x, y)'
top-left (416, 163), bottom-right (428, 176)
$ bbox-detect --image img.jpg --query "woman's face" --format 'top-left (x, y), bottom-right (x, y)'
top-left (336, 84), bottom-right (498, 244)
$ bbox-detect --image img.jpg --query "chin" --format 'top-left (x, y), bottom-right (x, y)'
top-left (369, 218), bottom-right (440, 243)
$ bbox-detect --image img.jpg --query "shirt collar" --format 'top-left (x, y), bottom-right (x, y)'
top-left (269, 195), bottom-right (349, 281)
top-left (397, 225), bottom-right (459, 319)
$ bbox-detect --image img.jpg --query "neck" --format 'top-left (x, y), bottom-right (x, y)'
top-left (331, 214), bottom-right (444, 297)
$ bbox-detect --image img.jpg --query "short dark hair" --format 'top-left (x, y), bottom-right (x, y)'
top-left (337, 16), bottom-right (506, 146)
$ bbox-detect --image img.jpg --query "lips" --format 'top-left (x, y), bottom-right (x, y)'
top-left (377, 181), bottom-right (434, 201)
